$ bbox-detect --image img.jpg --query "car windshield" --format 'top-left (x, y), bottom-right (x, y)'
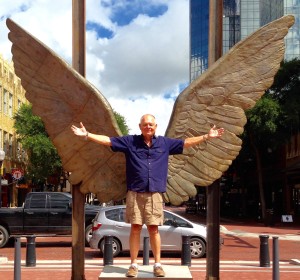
top-left (103, 207), bottom-right (193, 228)
top-left (163, 211), bottom-right (193, 228)
top-left (105, 208), bottom-right (125, 222)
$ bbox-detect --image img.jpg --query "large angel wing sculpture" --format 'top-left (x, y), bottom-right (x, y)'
top-left (164, 15), bottom-right (294, 205)
top-left (6, 15), bottom-right (294, 205)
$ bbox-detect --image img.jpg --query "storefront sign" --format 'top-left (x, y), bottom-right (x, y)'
top-left (1, 179), bottom-right (8, 185)
top-left (281, 215), bottom-right (293, 222)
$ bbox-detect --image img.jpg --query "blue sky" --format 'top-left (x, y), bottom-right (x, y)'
top-left (0, 0), bottom-right (189, 135)
top-left (87, 2), bottom-right (168, 38)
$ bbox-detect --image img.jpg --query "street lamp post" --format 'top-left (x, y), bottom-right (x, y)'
top-left (0, 149), bottom-right (6, 208)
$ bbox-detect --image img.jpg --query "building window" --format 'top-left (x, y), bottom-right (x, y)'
top-left (3, 90), bottom-right (8, 115)
top-left (8, 134), bottom-right (13, 157)
top-left (18, 99), bottom-right (22, 110)
top-left (3, 131), bottom-right (8, 155)
top-left (9, 93), bottom-right (13, 117)
top-left (9, 72), bottom-right (13, 82)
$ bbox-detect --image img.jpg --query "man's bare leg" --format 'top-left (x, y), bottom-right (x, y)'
top-left (147, 225), bottom-right (161, 263)
top-left (129, 224), bottom-right (142, 264)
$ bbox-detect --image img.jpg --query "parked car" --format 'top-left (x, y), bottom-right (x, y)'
top-left (0, 192), bottom-right (100, 247)
top-left (89, 205), bottom-right (207, 258)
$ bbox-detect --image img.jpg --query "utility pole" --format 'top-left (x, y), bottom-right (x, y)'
top-left (71, 0), bottom-right (86, 279)
top-left (206, 1), bottom-right (223, 280)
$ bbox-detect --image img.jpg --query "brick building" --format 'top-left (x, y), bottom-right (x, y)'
top-left (0, 54), bottom-right (28, 207)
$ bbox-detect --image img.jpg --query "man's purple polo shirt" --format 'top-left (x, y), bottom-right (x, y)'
top-left (110, 135), bottom-right (184, 193)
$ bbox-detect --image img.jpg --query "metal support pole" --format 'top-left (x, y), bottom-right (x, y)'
top-left (14, 237), bottom-right (21, 280)
top-left (26, 235), bottom-right (36, 267)
top-left (103, 235), bottom-right (113, 266)
top-left (71, 1), bottom-right (86, 278)
top-left (207, 1), bottom-right (222, 272)
top-left (259, 235), bottom-right (270, 267)
top-left (206, 181), bottom-right (220, 280)
top-left (206, 0), bottom-right (223, 274)
top-left (181, 235), bottom-right (191, 266)
top-left (272, 236), bottom-right (280, 280)
top-left (143, 236), bottom-right (150, 265)
top-left (71, 184), bottom-right (86, 280)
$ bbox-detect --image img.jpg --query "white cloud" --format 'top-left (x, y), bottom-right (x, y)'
top-left (0, 0), bottom-right (189, 135)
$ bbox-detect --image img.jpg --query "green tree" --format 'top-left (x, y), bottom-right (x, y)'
top-left (266, 58), bottom-right (300, 135)
top-left (14, 104), bottom-right (130, 186)
top-left (243, 96), bottom-right (281, 221)
top-left (114, 110), bottom-right (130, 135)
top-left (13, 104), bottom-right (62, 185)
top-left (237, 58), bottom-right (300, 222)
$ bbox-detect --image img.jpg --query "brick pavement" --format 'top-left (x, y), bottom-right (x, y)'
top-left (0, 263), bottom-right (300, 280)
top-left (0, 206), bottom-right (299, 279)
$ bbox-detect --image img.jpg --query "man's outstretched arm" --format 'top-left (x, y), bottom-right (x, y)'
top-left (71, 122), bottom-right (112, 146)
top-left (184, 125), bottom-right (224, 148)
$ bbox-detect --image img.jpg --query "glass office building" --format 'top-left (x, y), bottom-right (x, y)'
top-left (284, 0), bottom-right (300, 61)
top-left (190, 0), bottom-right (241, 81)
top-left (223, 0), bottom-right (241, 53)
top-left (190, 0), bottom-right (300, 81)
top-left (240, 0), bottom-right (260, 39)
top-left (189, 1), bottom-right (210, 81)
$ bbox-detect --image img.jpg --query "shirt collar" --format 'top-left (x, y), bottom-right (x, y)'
top-left (140, 134), bottom-right (157, 146)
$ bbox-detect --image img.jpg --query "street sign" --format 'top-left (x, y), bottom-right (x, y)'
top-left (12, 168), bottom-right (24, 180)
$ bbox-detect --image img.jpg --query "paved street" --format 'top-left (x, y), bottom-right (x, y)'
top-left (0, 206), bottom-right (300, 279)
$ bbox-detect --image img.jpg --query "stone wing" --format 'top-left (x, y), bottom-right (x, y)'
top-left (7, 18), bottom-right (126, 202)
top-left (164, 15), bottom-right (295, 205)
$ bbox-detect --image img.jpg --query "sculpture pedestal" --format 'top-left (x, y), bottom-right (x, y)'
top-left (99, 265), bottom-right (193, 279)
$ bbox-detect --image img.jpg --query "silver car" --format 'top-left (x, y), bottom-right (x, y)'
top-left (89, 205), bottom-right (207, 258)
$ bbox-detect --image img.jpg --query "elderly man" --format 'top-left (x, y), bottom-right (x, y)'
top-left (71, 114), bottom-right (224, 277)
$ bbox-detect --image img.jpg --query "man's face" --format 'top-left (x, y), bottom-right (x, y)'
top-left (139, 115), bottom-right (157, 138)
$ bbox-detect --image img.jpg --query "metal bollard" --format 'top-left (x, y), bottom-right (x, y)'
top-left (14, 237), bottom-right (21, 280)
top-left (272, 236), bottom-right (280, 280)
top-left (181, 235), bottom-right (191, 266)
top-left (143, 236), bottom-right (150, 265)
top-left (26, 235), bottom-right (36, 267)
top-left (259, 235), bottom-right (270, 267)
top-left (103, 235), bottom-right (113, 266)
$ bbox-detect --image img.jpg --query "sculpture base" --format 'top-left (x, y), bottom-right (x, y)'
top-left (99, 265), bottom-right (193, 279)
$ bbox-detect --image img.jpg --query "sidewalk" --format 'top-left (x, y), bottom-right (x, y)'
top-left (167, 205), bottom-right (300, 266)
top-left (1, 257), bottom-right (300, 280)
top-left (0, 206), bottom-right (299, 279)
top-left (166, 205), bottom-right (300, 239)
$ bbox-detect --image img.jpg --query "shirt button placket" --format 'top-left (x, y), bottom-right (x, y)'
top-left (148, 153), bottom-right (151, 191)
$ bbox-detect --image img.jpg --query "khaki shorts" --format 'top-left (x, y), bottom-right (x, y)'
top-left (125, 191), bottom-right (164, 225)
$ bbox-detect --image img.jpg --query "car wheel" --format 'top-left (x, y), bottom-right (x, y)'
top-left (100, 237), bottom-right (121, 257)
top-left (85, 224), bottom-right (93, 246)
top-left (190, 237), bottom-right (206, 258)
top-left (0, 225), bottom-right (9, 248)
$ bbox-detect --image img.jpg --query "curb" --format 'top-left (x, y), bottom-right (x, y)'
top-left (0, 256), bottom-right (8, 264)
top-left (290, 259), bottom-right (300, 266)
top-left (220, 226), bottom-right (300, 241)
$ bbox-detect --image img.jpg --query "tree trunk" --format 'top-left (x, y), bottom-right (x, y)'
top-left (248, 131), bottom-right (267, 222)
